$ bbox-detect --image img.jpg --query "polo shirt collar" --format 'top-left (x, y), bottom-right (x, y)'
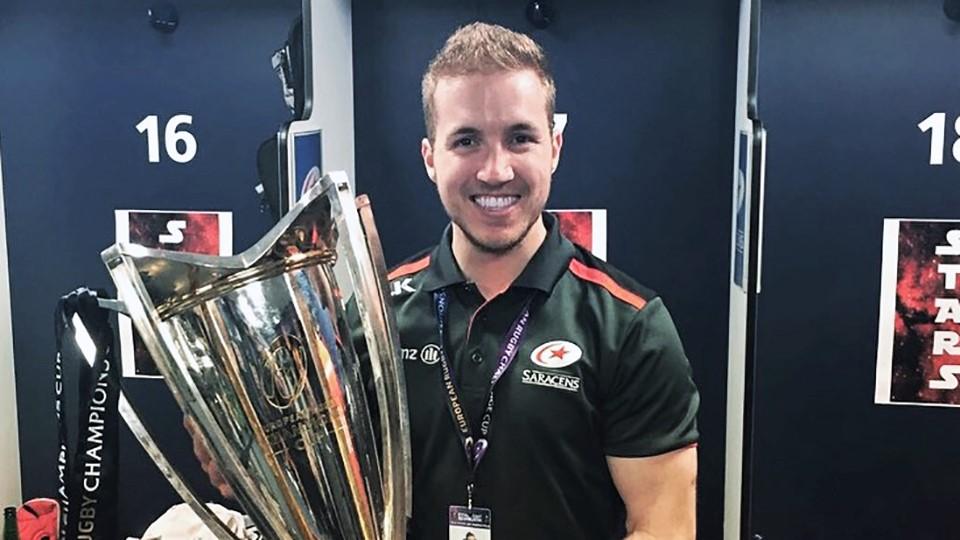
top-left (421, 212), bottom-right (575, 294)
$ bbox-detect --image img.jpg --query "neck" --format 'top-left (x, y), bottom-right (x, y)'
top-left (452, 217), bottom-right (547, 300)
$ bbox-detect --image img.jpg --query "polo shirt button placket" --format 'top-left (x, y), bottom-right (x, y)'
top-left (470, 350), bottom-right (483, 364)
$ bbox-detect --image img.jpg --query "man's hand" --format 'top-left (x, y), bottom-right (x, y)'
top-left (608, 445), bottom-right (698, 540)
top-left (183, 415), bottom-right (234, 499)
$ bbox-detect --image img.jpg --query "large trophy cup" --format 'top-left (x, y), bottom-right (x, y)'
top-left (100, 171), bottom-right (410, 539)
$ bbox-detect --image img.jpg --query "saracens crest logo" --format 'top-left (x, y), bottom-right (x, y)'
top-left (530, 340), bottom-right (583, 369)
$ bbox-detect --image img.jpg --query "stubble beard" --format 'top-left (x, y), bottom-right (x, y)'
top-left (452, 209), bottom-right (542, 255)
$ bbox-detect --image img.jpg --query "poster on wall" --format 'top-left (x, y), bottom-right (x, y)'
top-left (294, 130), bottom-right (322, 200)
top-left (548, 209), bottom-right (607, 260)
top-left (114, 210), bottom-right (233, 378)
top-left (876, 219), bottom-right (960, 407)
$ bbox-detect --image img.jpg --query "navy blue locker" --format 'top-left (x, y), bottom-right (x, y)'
top-left (749, 1), bottom-right (960, 538)
top-left (0, 2), bottom-right (300, 534)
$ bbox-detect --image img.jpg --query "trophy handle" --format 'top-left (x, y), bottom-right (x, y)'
top-left (115, 394), bottom-right (244, 540)
top-left (352, 193), bottom-right (413, 532)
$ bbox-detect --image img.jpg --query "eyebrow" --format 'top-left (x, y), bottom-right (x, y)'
top-left (443, 122), bottom-right (541, 143)
top-left (443, 126), bottom-right (477, 141)
top-left (508, 122), bottom-right (537, 132)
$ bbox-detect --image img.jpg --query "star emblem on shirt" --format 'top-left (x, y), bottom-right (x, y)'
top-left (531, 340), bottom-right (583, 369)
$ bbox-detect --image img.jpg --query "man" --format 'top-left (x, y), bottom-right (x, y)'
top-left (383, 22), bottom-right (699, 539)
top-left (193, 21), bottom-right (699, 540)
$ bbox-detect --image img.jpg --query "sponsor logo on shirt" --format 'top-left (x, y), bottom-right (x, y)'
top-left (530, 340), bottom-right (582, 368)
top-left (390, 277), bottom-right (415, 297)
top-left (521, 369), bottom-right (581, 392)
top-left (420, 344), bottom-right (441, 365)
top-left (400, 343), bottom-right (441, 365)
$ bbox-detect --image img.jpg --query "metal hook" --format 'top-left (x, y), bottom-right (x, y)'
top-left (95, 295), bottom-right (128, 315)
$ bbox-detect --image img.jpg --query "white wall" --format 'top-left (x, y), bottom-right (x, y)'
top-left (304, 0), bottom-right (355, 184)
top-left (0, 149), bottom-right (22, 506)
top-left (724, 1), bottom-right (756, 538)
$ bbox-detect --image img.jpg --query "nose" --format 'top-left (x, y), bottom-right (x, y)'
top-left (476, 144), bottom-right (515, 185)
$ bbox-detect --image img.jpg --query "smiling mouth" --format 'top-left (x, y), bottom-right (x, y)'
top-left (471, 195), bottom-right (520, 211)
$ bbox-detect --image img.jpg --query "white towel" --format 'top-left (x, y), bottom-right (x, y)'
top-left (141, 502), bottom-right (248, 540)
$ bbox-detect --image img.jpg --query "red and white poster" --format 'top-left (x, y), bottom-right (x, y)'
top-left (876, 219), bottom-right (960, 407)
top-left (549, 209), bottom-right (607, 260)
top-left (115, 210), bottom-right (232, 378)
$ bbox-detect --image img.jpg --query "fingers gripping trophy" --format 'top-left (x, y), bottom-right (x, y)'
top-left (101, 171), bottom-right (411, 540)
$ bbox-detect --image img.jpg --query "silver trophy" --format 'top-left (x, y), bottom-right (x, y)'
top-left (100, 171), bottom-right (410, 539)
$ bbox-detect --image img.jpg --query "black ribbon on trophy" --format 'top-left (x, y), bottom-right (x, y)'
top-left (54, 288), bottom-right (120, 540)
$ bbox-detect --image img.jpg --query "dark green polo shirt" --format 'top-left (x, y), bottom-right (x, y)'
top-left (383, 213), bottom-right (698, 540)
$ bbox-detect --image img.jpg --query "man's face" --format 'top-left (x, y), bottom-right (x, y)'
top-left (422, 69), bottom-right (562, 254)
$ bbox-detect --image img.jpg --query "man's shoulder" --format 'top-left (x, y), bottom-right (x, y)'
top-left (387, 248), bottom-right (433, 280)
top-left (386, 248), bottom-right (433, 299)
top-left (562, 245), bottom-right (660, 313)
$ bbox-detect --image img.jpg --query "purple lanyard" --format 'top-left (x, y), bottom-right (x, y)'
top-left (434, 289), bottom-right (533, 504)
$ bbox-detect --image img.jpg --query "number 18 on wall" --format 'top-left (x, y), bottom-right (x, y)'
top-left (917, 112), bottom-right (960, 166)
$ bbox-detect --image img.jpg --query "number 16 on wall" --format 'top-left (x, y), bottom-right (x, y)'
top-left (135, 114), bottom-right (198, 164)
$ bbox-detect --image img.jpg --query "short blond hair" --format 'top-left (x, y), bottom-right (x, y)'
top-left (422, 22), bottom-right (556, 141)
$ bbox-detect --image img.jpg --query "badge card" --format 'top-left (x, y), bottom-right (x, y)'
top-left (448, 506), bottom-right (491, 540)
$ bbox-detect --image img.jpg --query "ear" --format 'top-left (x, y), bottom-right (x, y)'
top-left (550, 131), bottom-right (563, 174)
top-left (421, 137), bottom-right (437, 183)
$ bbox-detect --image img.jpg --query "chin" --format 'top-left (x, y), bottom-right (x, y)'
top-left (450, 209), bottom-right (542, 255)
top-left (475, 240), bottom-right (522, 255)
top-left (465, 229), bottom-right (527, 254)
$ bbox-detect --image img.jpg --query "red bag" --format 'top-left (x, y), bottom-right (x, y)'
top-left (17, 498), bottom-right (58, 540)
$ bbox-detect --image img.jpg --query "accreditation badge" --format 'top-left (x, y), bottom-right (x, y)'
top-left (449, 505), bottom-right (491, 540)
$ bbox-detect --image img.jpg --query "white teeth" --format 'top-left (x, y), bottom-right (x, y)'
top-left (473, 195), bottom-right (518, 210)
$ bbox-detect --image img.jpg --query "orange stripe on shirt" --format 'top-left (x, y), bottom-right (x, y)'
top-left (387, 255), bottom-right (431, 281)
top-left (568, 258), bottom-right (647, 310)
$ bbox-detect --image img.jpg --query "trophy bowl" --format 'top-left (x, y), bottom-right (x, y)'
top-left (101, 171), bottom-right (410, 540)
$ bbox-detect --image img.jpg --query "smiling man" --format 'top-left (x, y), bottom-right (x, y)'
top-left (191, 20), bottom-right (700, 540)
top-left (385, 22), bottom-right (701, 540)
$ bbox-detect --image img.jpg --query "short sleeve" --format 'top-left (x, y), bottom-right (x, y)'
top-left (602, 297), bottom-right (699, 457)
